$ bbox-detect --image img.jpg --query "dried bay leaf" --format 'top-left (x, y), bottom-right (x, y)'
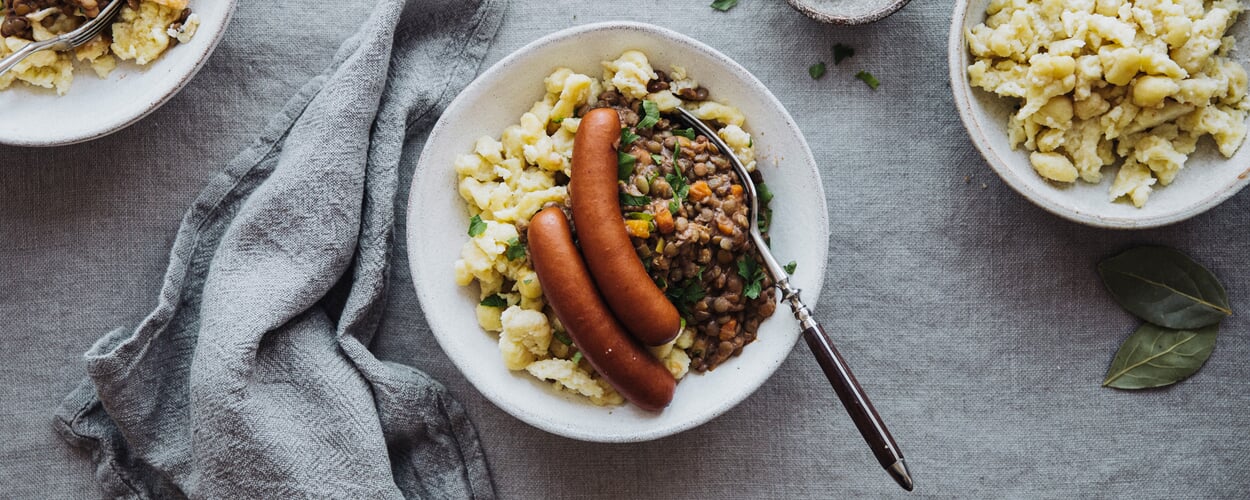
top-left (1103, 323), bottom-right (1219, 390)
top-left (1098, 247), bottom-right (1231, 329)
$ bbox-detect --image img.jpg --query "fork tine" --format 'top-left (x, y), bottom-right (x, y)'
top-left (68, 0), bottom-right (125, 47)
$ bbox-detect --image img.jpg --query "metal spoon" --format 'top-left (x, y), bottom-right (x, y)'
top-left (0, 0), bottom-right (125, 78)
top-left (675, 107), bottom-right (914, 492)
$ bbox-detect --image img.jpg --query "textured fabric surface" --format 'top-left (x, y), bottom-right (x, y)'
top-left (2, 0), bottom-right (1249, 498)
top-left (9, 0), bottom-right (502, 497)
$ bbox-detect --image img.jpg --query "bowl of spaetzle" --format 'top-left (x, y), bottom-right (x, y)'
top-left (950, 0), bottom-right (1250, 228)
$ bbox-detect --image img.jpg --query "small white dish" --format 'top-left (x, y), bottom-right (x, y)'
top-left (787, 0), bottom-right (911, 25)
top-left (407, 22), bottom-right (830, 442)
top-left (0, 0), bottom-right (237, 147)
top-left (949, 0), bottom-right (1250, 229)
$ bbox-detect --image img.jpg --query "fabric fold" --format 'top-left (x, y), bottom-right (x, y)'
top-left (53, 0), bottom-right (506, 497)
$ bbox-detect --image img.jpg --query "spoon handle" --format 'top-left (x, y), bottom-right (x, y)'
top-left (788, 292), bottom-right (913, 491)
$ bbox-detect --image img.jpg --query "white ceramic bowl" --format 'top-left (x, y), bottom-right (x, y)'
top-left (0, 0), bottom-right (237, 147)
top-left (949, 0), bottom-right (1250, 228)
top-left (407, 22), bottom-right (829, 442)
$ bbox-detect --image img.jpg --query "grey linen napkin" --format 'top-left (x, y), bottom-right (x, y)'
top-left (51, 0), bottom-right (505, 497)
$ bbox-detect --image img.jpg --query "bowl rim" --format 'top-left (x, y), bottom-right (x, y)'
top-left (0, 0), bottom-right (239, 147)
top-left (406, 20), bottom-right (830, 442)
top-left (947, 0), bottom-right (1250, 229)
top-left (787, 0), bottom-right (912, 25)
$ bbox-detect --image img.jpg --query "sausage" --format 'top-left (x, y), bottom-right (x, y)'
top-left (571, 107), bottom-right (682, 346)
top-left (527, 207), bottom-right (676, 411)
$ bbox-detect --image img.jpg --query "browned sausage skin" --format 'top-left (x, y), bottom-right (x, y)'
top-left (527, 207), bottom-right (676, 411)
top-left (571, 108), bottom-right (682, 346)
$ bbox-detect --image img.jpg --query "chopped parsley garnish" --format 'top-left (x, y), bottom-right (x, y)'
top-left (638, 100), bottom-right (661, 129)
top-left (621, 127), bottom-right (640, 146)
top-left (784, 260), bottom-right (797, 274)
top-left (855, 70), bottom-right (880, 90)
top-left (626, 212), bottom-right (654, 221)
top-left (650, 153), bottom-right (665, 165)
top-left (618, 151), bottom-right (636, 180)
top-left (665, 148), bottom-right (695, 215)
top-left (553, 330), bottom-right (573, 346)
top-left (674, 128), bottom-right (696, 140)
top-left (480, 294), bottom-right (507, 308)
top-left (756, 182), bottom-right (774, 204)
top-left (552, 116), bottom-right (565, 124)
top-left (809, 62), bottom-right (827, 80)
top-left (571, 352), bottom-right (583, 364)
top-left (710, 0), bottom-right (738, 11)
top-left (467, 214), bottom-right (487, 237)
top-left (833, 43), bottom-right (855, 65)
top-left (505, 237), bottom-right (525, 260)
top-left (737, 255), bottom-right (767, 299)
top-left (666, 278), bottom-right (706, 315)
top-left (620, 193), bottom-right (651, 206)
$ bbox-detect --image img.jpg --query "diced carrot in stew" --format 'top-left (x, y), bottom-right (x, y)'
top-left (655, 208), bottom-right (675, 234)
top-left (624, 219), bottom-right (652, 239)
top-left (689, 181), bottom-right (712, 201)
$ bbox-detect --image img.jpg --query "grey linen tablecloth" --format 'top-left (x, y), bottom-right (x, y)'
top-left (7, 0), bottom-right (503, 497)
top-left (3, 0), bottom-right (1249, 498)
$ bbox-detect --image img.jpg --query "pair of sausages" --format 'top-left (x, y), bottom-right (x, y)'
top-left (526, 108), bottom-right (682, 411)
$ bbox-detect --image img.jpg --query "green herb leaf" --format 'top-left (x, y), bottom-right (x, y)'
top-left (809, 62), bottom-right (827, 80)
top-left (618, 151), bottom-right (637, 180)
top-left (855, 70), bottom-right (880, 90)
top-left (756, 182), bottom-right (774, 205)
top-left (710, 0), bottom-right (738, 11)
top-left (832, 43), bottom-right (854, 65)
top-left (650, 154), bottom-right (665, 165)
top-left (1098, 247), bottom-right (1231, 329)
top-left (553, 330), bottom-right (573, 346)
top-left (480, 294), bottom-right (507, 308)
top-left (620, 193), bottom-right (651, 206)
top-left (621, 127), bottom-right (640, 146)
top-left (664, 144), bottom-right (691, 216)
top-left (552, 116), bottom-right (565, 124)
top-left (666, 279), bottom-right (706, 315)
top-left (674, 128), bottom-right (697, 140)
top-left (571, 352), bottom-right (583, 364)
top-left (638, 100), bottom-right (661, 129)
top-left (626, 212), bottom-right (654, 221)
top-left (505, 237), bottom-right (525, 261)
top-left (737, 255), bottom-right (766, 299)
top-left (468, 214), bottom-right (487, 237)
top-left (1103, 322), bottom-right (1219, 389)
top-left (784, 261), bottom-right (797, 274)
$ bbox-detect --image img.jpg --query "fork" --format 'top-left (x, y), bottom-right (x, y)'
top-left (675, 107), bottom-right (914, 492)
top-left (0, 0), bottom-right (124, 77)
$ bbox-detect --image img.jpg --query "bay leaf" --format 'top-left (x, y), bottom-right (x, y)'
top-left (1098, 247), bottom-right (1231, 329)
top-left (1103, 323), bottom-right (1218, 390)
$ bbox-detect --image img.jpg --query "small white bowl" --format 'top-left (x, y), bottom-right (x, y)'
top-left (0, 0), bottom-right (237, 147)
top-left (407, 22), bottom-right (830, 442)
top-left (949, 0), bottom-right (1250, 229)
top-left (788, 0), bottom-right (912, 25)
